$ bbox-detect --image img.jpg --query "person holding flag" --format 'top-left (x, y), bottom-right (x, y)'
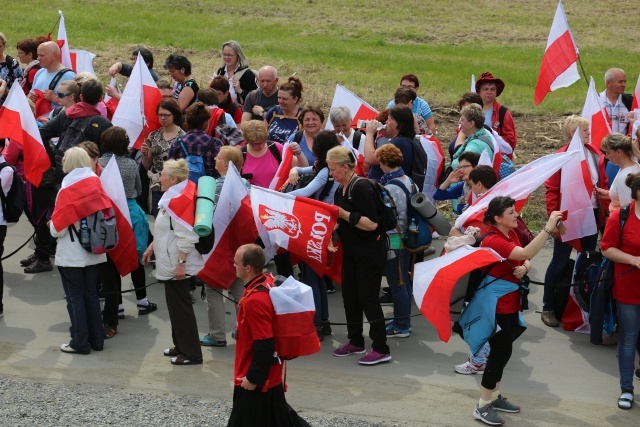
top-left (541, 115), bottom-right (608, 329)
top-left (327, 146), bottom-right (391, 365)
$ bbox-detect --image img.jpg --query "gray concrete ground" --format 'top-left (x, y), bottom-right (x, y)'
top-left (0, 218), bottom-right (638, 426)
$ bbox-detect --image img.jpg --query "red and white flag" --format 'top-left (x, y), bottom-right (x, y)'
top-left (56, 10), bottom-right (73, 70)
top-left (455, 151), bottom-right (578, 230)
top-left (268, 142), bottom-right (294, 190)
top-left (419, 135), bottom-right (445, 198)
top-left (0, 83), bottom-right (50, 186)
top-left (112, 52), bottom-right (162, 150)
top-left (325, 85), bottom-right (378, 130)
top-left (69, 49), bottom-right (96, 74)
top-left (413, 246), bottom-right (503, 342)
top-left (581, 76), bottom-right (611, 149)
top-left (50, 167), bottom-right (113, 231)
top-left (534, 0), bottom-right (580, 105)
top-left (559, 130), bottom-right (598, 243)
top-left (629, 74), bottom-right (640, 137)
top-left (270, 276), bottom-right (321, 359)
top-left (251, 186), bottom-right (339, 275)
top-left (158, 179), bottom-right (197, 230)
top-left (198, 165), bottom-right (258, 289)
top-left (471, 74), bottom-right (476, 93)
top-left (100, 157), bottom-right (139, 276)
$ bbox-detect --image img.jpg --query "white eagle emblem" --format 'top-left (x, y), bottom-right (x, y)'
top-left (258, 205), bottom-right (302, 239)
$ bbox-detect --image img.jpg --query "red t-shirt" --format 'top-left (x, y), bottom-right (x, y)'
top-left (234, 275), bottom-right (283, 389)
top-left (600, 202), bottom-right (640, 305)
top-left (480, 227), bottom-right (523, 314)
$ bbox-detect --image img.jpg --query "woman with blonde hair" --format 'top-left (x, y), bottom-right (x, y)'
top-left (240, 120), bottom-right (283, 187)
top-left (597, 132), bottom-right (640, 211)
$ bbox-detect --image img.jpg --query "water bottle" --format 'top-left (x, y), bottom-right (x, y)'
top-left (381, 191), bottom-right (393, 208)
top-left (407, 218), bottom-right (419, 248)
top-left (80, 218), bottom-right (90, 247)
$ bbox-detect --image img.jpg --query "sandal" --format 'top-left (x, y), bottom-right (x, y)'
top-left (104, 326), bottom-right (118, 339)
top-left (618, 391), bottom-right (634, 409)
top-left (170, 354), bottom-right (203, 366)
top-left (163, 347), bottom-right (180, 357)
top-left (138, 302), bottom-right (158, 315)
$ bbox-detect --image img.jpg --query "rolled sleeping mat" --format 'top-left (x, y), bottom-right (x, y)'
top-left (194, 176), bottom-right (217, 237)
top-left (411, 192), bottom-right (452, 236)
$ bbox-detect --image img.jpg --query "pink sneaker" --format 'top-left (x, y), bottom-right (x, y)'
top-left (333, 342), bottom-right (366, 357)
top-left (358, 350), bottom-right (392, 365)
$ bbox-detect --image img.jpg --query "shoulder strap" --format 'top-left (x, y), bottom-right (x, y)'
top-left (266, 142), bottom-right (282, 163)
top-left (620, 204), bottom-right (630, 229)
top-left (241, 145), bottom-right (248, 160)
top-left (621, 94), bottom-right (633, 112)
top-left (352, 131), bottom-right (362, 150)
top-left (200, 139), bottom-right (216, 157)
top-left (5, 55), bottom-right (16, 76)
top-left (498, 105), bottom-right (508, 133)
top-left (251, 89), bottom-right (258, 106)
top-left (318, 169), bottom-right (334, 201)
top-left (48, 68), bottom-right (73, 91)
top-left (293, 130), bottom-right (304, 144)
top-left (178, 138), bottom-right (189, 156)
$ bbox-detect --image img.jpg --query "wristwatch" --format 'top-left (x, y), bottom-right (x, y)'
top-left (178, 259), bottom-right (186, 264)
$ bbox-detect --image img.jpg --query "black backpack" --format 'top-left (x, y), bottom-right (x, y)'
top-left (410, 135), bottom-right (429, 191)
top-left (55, 115), bottom-right (110, 171)
top-left (281, 169), bottom-right (334, 201)
top-left (348, 177), bottom-right (398, 232)
top-left (0, 163), bottom-right (25, 223)
top-left (241, 142), bottom-right (282, 164)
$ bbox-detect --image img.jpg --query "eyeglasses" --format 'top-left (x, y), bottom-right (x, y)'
top-left (157, 113), bottom-right (173, 118)
top-left (56, 92), bottom-right (71, 98)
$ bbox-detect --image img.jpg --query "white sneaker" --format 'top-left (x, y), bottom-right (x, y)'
top-left (454, 360), bottom-right (485, 375)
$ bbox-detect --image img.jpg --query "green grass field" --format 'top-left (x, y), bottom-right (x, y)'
top-left (1, 0), bottom-right (638, 114)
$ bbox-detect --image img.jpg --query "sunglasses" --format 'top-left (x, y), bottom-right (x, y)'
top-left (56, 92), bottom-right (71, 98)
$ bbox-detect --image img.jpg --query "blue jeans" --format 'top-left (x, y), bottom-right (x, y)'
top-left (616, 301), bottom-right (640, 392)
top-left (301, 262), bottom-right (328, 324)
top-left (470, 342), bottom-right (490, 365)
top-left (384, 249), bottom-right (412, 331)
top-left (59, 265), bottom-right (104, 351)
top-left (542, 233), bottom-right (598, 312)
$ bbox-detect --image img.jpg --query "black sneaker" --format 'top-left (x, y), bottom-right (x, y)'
top-left (379, 292), bottom-right (393, 305)
top-left (137, 302), bottom-right (158, 315)
top-left (20, 253), bottom-right (37, 267)
top-left (24, 259), bottom-right (53, 274)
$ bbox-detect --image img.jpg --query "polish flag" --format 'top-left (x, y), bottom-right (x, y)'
top-left (0, 84), bottom-right (50, 187)
top-left (100, 157), bottom-right (139, 276)
top-left (268, 142), bottom-right (294, 190)
top-left (251, 186), bottom-right (339, 275)
top-left (50, 167), bottom-right (113, 231)
top-left (559, 130), bottom-right (598, 243)
top-left (338, 133), bottom-right (366, 176)
top-left (270, 276), bottom-right (321, 359)
top-left (581, 76), bottom-right (611, 149)
top-left (198, 165), bottom-right (258, 289)
top-left (325, 85), bottom-right (378, 130)
top-left (419, 135), bottom-right (445, 198)
top-left (413, 246), bottom-right (503, 342)
top-left (158, 179), bottom-right (197, 230)
top-left (455, 151), bottom-right (579, 230)
top-left (111, 52), bottom-right (162, 150)
top-left (56, 11), bottom-right (73, 70)
top-left (69, 49), bottom-right (96, 74)
top-left (534, 0), bottom-right (580, 105)
top-left (630, 74), bottom-right (640, 137)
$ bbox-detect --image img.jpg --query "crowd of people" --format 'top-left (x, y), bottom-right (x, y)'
top-left (1, 32), bottom-right (640, 425)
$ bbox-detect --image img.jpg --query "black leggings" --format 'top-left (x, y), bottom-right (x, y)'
top-left (481, 312), bottom-right (520, 390)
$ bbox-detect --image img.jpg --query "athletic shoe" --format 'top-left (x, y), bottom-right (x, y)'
top-left (385, 320), bottom-right (412, 332)
top-left (634, 369), bottom-right (640, 380)
top-left (473, 404), bottom-right (505, 426)
top-left (332, 342), bottom-right (366, 357)
top-left (200, 334), bottom-right (227, 347)
top-left (118, 308), bottom-right (125, 320)
top-left (618, 391), bottom-right (634, 410)
top-left (491, 395), bottom-right (520, 413)
top-left (20, 253), bottom-right (36, 267)
top-left (379, 292), bottom-right (393, 305)
top-left (454, 360), bottom-right (485, 375)
top-left (60, 343), bottom-right (90, 355)
top-left (321, 323), bottom-right (332, 336)
top-left (358, 350), bottom-right (392, 365)
top-left (24, 259), bottom-right (53, 274)
top-left (386, 324), bottom-right (410, 338)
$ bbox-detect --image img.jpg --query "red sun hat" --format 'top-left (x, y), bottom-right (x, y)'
top-left (475, 72), bottom-right (505, 97)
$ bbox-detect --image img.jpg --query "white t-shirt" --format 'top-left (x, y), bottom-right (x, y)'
top-left (610, 163), bottom-right (640, 209)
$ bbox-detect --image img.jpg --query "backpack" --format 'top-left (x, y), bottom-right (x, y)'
top-left (241, 142), bottom-right (282, 164)
top-left (69, 208), bottom-right (119, 254)
top-left (179, 137), bottom-right (215, 183)
top-left (621, 93), bottom-right (633, 112)
top-left (242, 274), bottom-right (320, 361)
top-left (409, 135), bottom-right (430, 191)
top-left (352, 130), bottom-right (363, 150)
top-left (55, 115), bottom-right (110, 172)
top-left (348, 176), bottom-right (398, 232)
top-left (387, 178), bottom-right (432, 251)
top-left (0, 162), bottom-right (25, 223)
top-left (281, 169), bottom-right (334, 201)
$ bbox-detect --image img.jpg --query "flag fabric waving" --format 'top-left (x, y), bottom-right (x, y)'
top-left (0, 84), bottom-right (50, 187)
top-left (581, 77), bottom-right (611, 149)
top-left (158, 179), bottom-right (197, 230)
top-left (470, 74), bottom-right (476, 93)
top-left (69, 49), bottom-right (96, 74)
top-left (198, 165), bottom-right (258, 289)
top-left (100, 157), bottom-right (139, 276)
top-left (325, 85), bottom-right (378, 130)
top-left (630, 74), bottom-right (640, 137)
top-left (251, 186), bottom-right (339, 275)
top-left (56, 10), bottom-right (73, 70)
top-left (111, 52), bottom-right (162, 150)
top-left (534, 0), bottom-right (580, 105)
top-left (268, 142), bottom-right (294, 190)
top-left (419, 135), bottom-right (445, 198)
top-left (559, 130), bottom-right (598, 243)
top-left (413, 245), bottom-right (503, 342)
top-left (455, 151), bottom-right (579, 230)
top-left (50, 167), bottom-right (113, 231)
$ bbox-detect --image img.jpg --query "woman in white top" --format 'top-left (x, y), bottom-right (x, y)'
top-left (597, 133), bottom-right (640, 212)
top-left (0, 138), bottom-right (13, 319)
